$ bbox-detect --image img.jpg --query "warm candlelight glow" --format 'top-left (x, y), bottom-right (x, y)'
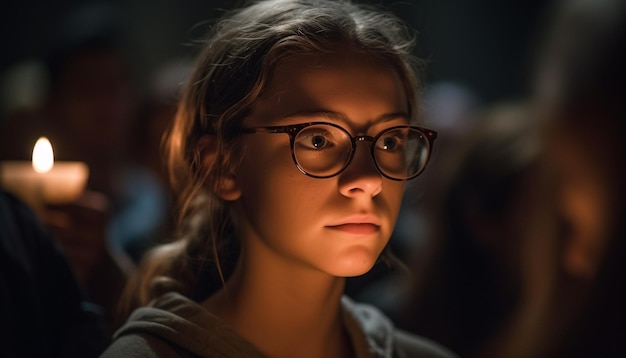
top-left (32, 137), bottom-right (54, 173)
top-left (1, 137), bottom-right (89, 210)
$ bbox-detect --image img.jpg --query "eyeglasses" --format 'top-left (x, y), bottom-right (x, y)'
top-left (241, 122), bottom-right (437, 180)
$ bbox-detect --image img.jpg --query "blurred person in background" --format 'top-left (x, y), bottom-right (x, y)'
top-left (491, 0), bottom-right (626, 356)
top-left (401, 103), bottom-right (541, 357)
top-left (0, 190), bottom-right (108, 357)
top-left (40, 3), bottom-right (169, 265)
top-left (0, 3), bottom-right (170, 335)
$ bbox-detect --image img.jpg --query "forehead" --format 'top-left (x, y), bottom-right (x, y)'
top-left (247, 47), bottom-right (409, 128)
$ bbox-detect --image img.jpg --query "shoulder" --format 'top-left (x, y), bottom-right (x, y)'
top-left (341, 296), bottom-right (457, 358)
top-left (101, 293), bottom-right (200, 358)
top-left (393, 329), bottom-right (459, 358)
top-left (104, 292), bottom-right (266, 358)
top-left (100, 332), bottom-right (187, 358)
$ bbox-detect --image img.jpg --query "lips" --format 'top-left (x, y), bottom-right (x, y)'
top-left (326, 215), bottom-right (381, 235)
top-left (327, 223), bottom-right (380, 235)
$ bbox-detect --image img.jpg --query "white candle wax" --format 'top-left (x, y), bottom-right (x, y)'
top-left (0, 137), bottom-right (89, 208)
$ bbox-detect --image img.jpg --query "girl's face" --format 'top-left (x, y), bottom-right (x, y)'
top-left (229, 47), bottom-right (409, 277)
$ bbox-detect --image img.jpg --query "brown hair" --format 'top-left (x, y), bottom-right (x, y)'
top-left (118, 0), bottom-right (424, 319)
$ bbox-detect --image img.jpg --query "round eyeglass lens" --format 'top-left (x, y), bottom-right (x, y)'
top-left (374, 127), bottom-right (430, 179)
top-left (293, 124), bottom-right (352, 177)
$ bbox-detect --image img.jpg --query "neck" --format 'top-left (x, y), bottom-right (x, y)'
top-left (203, 246), bottom-right (353, 358)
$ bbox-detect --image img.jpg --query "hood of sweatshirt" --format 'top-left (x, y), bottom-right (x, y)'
top-left (111, 292), bottom-right (454, 358)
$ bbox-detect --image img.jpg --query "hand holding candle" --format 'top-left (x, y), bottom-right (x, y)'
top-left (0, 137), bottom-right (89, 210)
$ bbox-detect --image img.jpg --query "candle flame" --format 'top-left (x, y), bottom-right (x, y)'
top-left (32, 137), bottom-right (54, 173)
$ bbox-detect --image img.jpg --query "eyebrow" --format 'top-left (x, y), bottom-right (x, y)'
top-left (281, 110), bottom-right (410, 125)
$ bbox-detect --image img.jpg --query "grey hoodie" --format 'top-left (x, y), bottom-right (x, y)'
top-left (101, 292), bottom-right (456, 357)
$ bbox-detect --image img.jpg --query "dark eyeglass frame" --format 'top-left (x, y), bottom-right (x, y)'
top-left (241, 121), bottom-right (437, 181)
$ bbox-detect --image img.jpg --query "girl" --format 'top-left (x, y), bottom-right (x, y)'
top-left (103, 0), bottom-right (454, 357)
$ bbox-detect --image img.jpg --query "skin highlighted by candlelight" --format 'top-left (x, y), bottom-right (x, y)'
top-left (0, 136), bottom-right (89, 210)
top-left (102, 1), bottom-right (456, 357)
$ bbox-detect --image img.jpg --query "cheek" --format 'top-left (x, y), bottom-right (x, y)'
top-left (237, 138), bottom-right (294, 184)
top-left (236, 140), bottom-right (319, 216)
top-left (382, 182), bottom-right (406, 219)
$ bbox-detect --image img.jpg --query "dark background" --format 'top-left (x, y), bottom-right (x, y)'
top-left (1, 0), bottom-right (549, 108)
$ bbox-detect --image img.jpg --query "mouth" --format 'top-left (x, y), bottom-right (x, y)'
top-left (326, 223), bottom-right (380, 235)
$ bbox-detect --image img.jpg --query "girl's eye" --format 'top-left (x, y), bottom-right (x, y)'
top-left (382, 137), bottom-right (398, 150)
top-left (296, 128), bottom-right (337, 150)
top-left (377, 133), bottom-right (405, 152)
top-left (310, 135), bottom-right (329, 149)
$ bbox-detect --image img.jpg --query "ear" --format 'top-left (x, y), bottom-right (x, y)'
top-left (562, 226), bottom-right (603, 280)
top-left (563, 242), bottom-right (596, 280)
top-left (197, 135), bottom-right (242, 201)
top-left (217, 176), bottom-right (241, 201)
top-left (560, 190), bottom-right (604, 280)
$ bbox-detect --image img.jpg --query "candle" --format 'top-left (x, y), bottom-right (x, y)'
top-left (0, 137), bottom-right (89, 209)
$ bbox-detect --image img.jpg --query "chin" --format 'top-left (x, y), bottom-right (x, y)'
top-left (329, 249), bottom-right (380, 277)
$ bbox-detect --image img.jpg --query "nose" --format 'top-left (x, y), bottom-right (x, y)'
top-left (338, 141), bottom-right (382, 198)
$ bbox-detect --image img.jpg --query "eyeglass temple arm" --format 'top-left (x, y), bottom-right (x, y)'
top-left (240, 125), bottom-right (300, 134)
